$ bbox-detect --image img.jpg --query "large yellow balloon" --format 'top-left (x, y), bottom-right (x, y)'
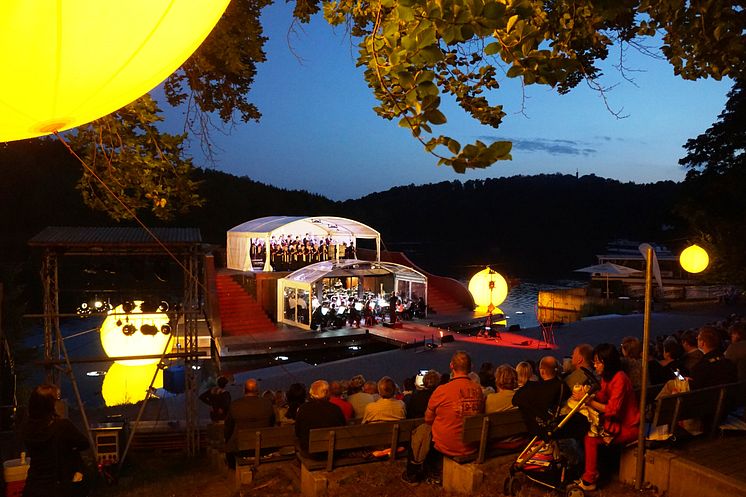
top-left (0, 1), bottom-right (230, 142)
top-left (468, 268), bottom-right (509, 308)
top-left (100, 301), bottom-right (172, 366)
top-left (680, 244), bottom-right (709, 274)
top-left (102, 362), bottom-right (163, 406)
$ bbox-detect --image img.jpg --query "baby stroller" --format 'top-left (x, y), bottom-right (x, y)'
top-left (504, 368), bottom-right (600, 497)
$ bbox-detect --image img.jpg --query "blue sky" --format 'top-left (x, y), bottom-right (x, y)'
top-left (165, 2), bottom-right (732, 201)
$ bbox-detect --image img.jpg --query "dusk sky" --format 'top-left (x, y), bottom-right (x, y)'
top-left (164, 3), bottom-right (733, 201)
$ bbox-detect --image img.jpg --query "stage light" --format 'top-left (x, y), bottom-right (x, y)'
top-left (100, 300), bottom-right (171, 365)
top-left (0, 1), bottom-right (231, 142)
top-left (160, 324), bottom-right (172, 335)
top-left (121, 301), bottom-right (135, 314)
top-left (468, 268), bottom-right (509, 308)
top-left (680, 244), bottom-right (709, 274)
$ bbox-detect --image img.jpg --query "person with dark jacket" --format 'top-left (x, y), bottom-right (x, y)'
top-left (199, 375), bottom-right (231, 422)
top-left (22, 384), bottom-right (90, 497)
top-left (224, 378), bottom-right (275, 468)
top-left (295, 380), bottom-right (345, 456)
top-left (406, 370), bottom-right (441, 419)
top-left (690, 326), bottom-right (737, 390)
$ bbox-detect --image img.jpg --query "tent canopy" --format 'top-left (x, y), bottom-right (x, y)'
top-left (284, 259), bottom-right (427, 285)
top-left (227, 216), bottom-right (381, 271)
top-left (228, 216), bottom-right (380, 240)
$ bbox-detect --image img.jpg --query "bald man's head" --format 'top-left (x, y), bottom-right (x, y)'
top-left (539, 356), bottom-right (559, 380)
top-left (244, 378), bottom-right (259, 396)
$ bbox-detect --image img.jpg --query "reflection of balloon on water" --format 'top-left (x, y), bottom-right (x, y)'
top-left (100, 301), bottom-right (171, 366)
top-left (102, 362), bottom-right (163, 407)
top-left (0, 1), bottom-right (231, 142)
top-left (679, 244), bottom-right (709, 274)
top-left (468, 268), bottom-right (509, 309)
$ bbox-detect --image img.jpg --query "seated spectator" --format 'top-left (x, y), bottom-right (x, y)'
top-left (199, 375), bottom-right (231, 422)
top-left (690, 326), bottom-right (737, 390)
top-left (329, 380), bottom-right (354, 422)
top-left (295, 380), bottom-right (346, 456)
top-left (564, 344), bottom-right (594, 389)
top-left (285, 383), bottom-right (307, 423)
top-left (512, 356), bottom-right (571, 437)
top-left (486, 364), bottom-right (518, 413)
top-left (364, 380), bottom-right (381, 400)
top-left (680, 329), bottom-right (704, 373)
top-left (347, 375), bottom-right (375, 419)
top-left (649, 336), bottom-right (684, 385)
top-left (406, 370), bottom-right (441, 419)
top-left (725, 322), bottom-right (746, 382)
top-left (273, 390), bottom-right (293, 426)
top-left (620, 336), bottom-right (643, 390)
top-left (363, 376), bottom-right (406, 423)
top-left (576, 344), bottom-right (639, 491)
top-left (224, 379), bottom-right (275, 468)
top-left (515, 361), bottom-right (536, 388)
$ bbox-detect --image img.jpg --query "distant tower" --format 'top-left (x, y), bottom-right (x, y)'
top-left (575, 168), bottom-right (579, 179)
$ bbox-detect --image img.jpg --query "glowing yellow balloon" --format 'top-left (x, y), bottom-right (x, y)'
top-left (0, 1), bottom-right (230, 142)
top-left (680, 244), bottom-right (709, 273)
top-left (100, 301), bottom-right (172, 366)
top-left (102, 363), bottom-right (163, 406)
top-left (468, 268), bottom-right (509, 308)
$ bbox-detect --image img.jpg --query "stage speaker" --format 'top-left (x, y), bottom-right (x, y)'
top-left (440, 334), bottom-right (455, 344)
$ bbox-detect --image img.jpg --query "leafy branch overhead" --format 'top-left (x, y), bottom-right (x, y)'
top-left (67, 0), bottom-right (743, 219)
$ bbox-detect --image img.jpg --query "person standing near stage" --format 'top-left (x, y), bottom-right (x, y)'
top-left (388, 291), bottom-right (400, 324)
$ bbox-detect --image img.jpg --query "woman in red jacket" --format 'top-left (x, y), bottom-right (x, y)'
top-left (576, 343), bottom-right (640, 491)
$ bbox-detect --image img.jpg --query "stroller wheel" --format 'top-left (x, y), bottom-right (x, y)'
top-left (565, 484), bottom-right (584, 497)
top-left (504, 475), bottom-right (521, 496)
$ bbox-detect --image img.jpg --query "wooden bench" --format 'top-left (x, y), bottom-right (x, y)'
top-left (208, 424), bottom-right (297, 489)
top-left (442, 409), bottom-right (528, 493)
top-left (299, 418), bottom-right (423, 497)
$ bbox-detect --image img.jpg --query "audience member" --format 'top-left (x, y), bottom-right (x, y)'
top-left (363, 376), bottom-right (406, 423)
top-left (680, 329), bottom-right (704, 373)
top-left (329, 380), bottom-right (354, 422)
top-left (295, 380), bottom-right (346, 455)
top-left (347, 375), bottom-right (376, 418)
top-left (406, 370), bottom-right (441, 419)
top-left (515, 361), bottom-right (535, 388)
top-left (576, 344), bottom-right (639, 491)
top-left (225, 379), bottom-right (275, 468)
top-left (485, 364), bottom-right (518, 413)
top-left (512, 356), bottom-right (570, 436)
top-left (198, 375), bottom-right (231, 422)
top-left (564, 344), bottom-right (594, 389)
top-left (620, 336), bottom-right (643, 389)
top-left (285, 383), bottom-right (307, 422)
top-left (648, 336), bottom-right (684, 384)
top-left (364, 380), bottom-right (381, 400)
top-left (690, 326), bottom-right (737, 390)
top-left (725, 322), bottom-right (746, 382)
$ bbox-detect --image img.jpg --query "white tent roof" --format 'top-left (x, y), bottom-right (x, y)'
top-left (228, 216), bottom-right (380, 240)
top-left (284, 259), bottom-right (427, 285)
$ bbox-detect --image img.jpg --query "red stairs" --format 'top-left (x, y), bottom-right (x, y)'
top-left (215, 273), bottom-right (275, 336)
top-left (427, 285), bottom-right (470, 316)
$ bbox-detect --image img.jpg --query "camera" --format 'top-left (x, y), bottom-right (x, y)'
top-left (414, 369), bottom-right (429, 388)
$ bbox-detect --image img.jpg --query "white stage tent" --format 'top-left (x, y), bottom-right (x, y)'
top-left (227, 216), bottom-right (381, 272)
top-left (278, 259), bottom-right (427, 329)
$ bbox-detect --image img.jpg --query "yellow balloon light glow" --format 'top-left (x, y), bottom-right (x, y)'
top-left (0, 0), bottom-right (230, 142)
top-left (680, 244), bottom-right (710, 274)
top-left (468, 268), bottom-right (509, 309)
top-left (100, 301), bottom-right (172, 366)
top-left (102, 362), bottom-right (163, 407)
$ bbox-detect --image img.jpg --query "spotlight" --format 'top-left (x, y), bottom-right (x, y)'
top-left (160, 324), bottom-right (172, 335)
top-left (121, 301), bottom-right (135, 313)
top-left (158, 301), bottom-right (169, 312)
top-left (122, 324), bottom-right (137, 336)
top-left (93, 300), bottom-right (104, 310)
top-left (140, 324), bottom-right (158, 336)
top-left (140, 300), bottom-right (159, 313)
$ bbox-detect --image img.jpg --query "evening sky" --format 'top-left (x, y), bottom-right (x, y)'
top-left (163, 2), bottom-right (732, 201)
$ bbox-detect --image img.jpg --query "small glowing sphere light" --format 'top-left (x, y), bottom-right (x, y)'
top-left (102, 362), bottom-right (163, 406)
top-left (468, 268), bottom-right (509, 308)
top-left (0, 0), bottom-right (230, 142)
top-left (680, 244), bottom-right (709, 274)
top-left (100, 301), bottom-right (171, 366)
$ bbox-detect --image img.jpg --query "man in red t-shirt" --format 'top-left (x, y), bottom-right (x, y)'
top-left (426, 350), bottom-right (485, 457)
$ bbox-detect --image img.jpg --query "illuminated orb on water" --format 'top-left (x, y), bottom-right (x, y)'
top-left (100, 301), bottom-right (171, 366)
top-left (0, 0), bottom-right (230, 142)
top-left (680, 244), bottom-right (709, 274)
top-left (102, 362), bottom-right (163, 406)
top-left (468, 268), bottom-right (509, 308)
